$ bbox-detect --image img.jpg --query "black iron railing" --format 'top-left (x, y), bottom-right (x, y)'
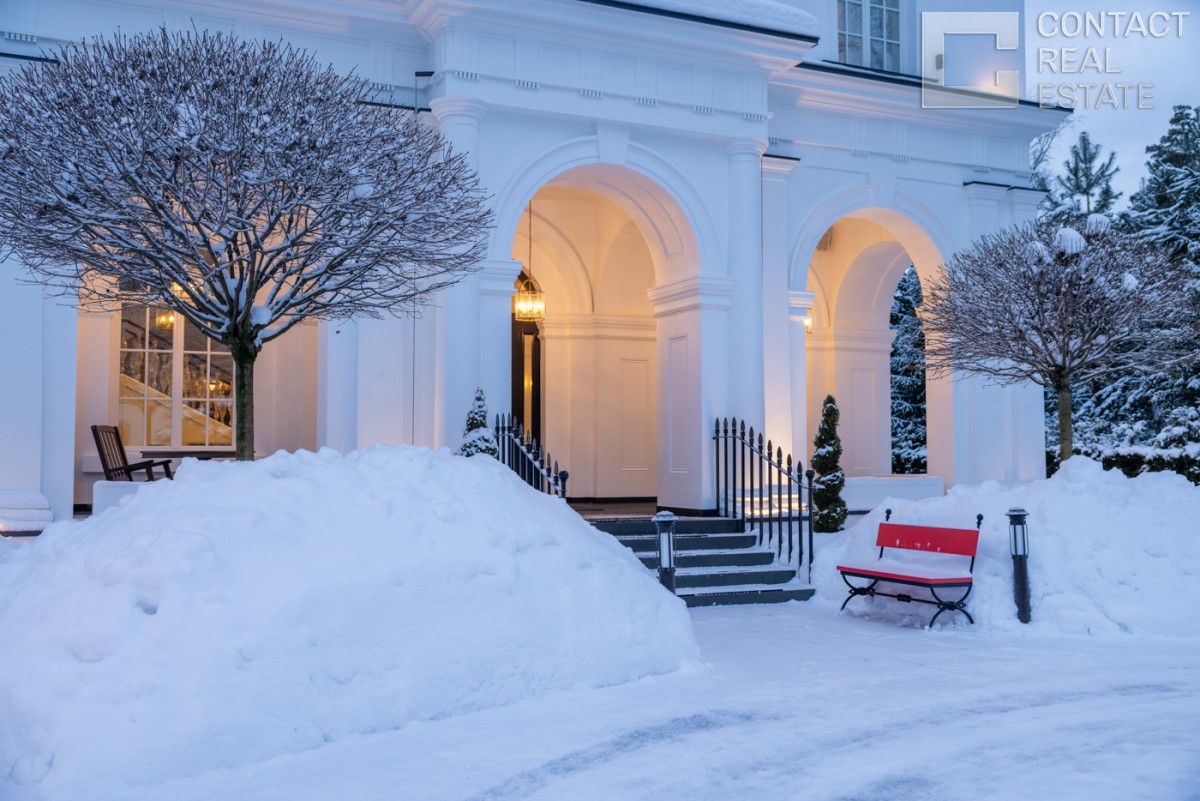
top-left (495, 413), bottom-right (569, 499)
top-left (714, 418), bottom-right (816, 580)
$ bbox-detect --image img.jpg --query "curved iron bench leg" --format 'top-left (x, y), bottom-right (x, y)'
top-left (840, 574), bottom-right (878, 612)
top-left (928, 584), bottom-right (974, 626)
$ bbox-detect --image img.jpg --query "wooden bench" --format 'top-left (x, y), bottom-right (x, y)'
top-left (836, 510), bottom-right (983, 626)
top-left (91, 425), bottom-right (174, 482)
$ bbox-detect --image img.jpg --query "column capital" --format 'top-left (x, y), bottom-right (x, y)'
top-left (478, 258), bottom-right (522, 297)
top-left (648, 276), bottom-right (733, 318)
top-left (1007, 186), bottom-right (1046, 224)
top-left (787, 290), bottom-right (816, 314)
top-left (724, 137), bottom-right (768, 161)
top-left (762, 154), bottom-right (800, 181)
top-left (428, 97), bottom-right (488, 128)
top-left (962, 180), bottom-right (1008, 206)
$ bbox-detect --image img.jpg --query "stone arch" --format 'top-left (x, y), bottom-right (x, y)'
top-left (789, 188), bottom-right (957, 294)
top-left (796, 194), bottom-right (956, 492)
top-left (489, 137), bottom-right (723, 288)
top-left (496, 149), bottom-right (721, 505)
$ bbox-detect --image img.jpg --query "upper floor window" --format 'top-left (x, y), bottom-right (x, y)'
top-left (119, 307), bottom-right (234, 448)
top-left (838, 0), bottom-right (901, 72)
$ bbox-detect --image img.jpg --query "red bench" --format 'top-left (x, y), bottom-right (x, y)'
top-left (836, 510), bottom-right (984, 626)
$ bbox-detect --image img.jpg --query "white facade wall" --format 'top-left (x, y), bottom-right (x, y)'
top-left (0, 0), bottom-right (1063, 521)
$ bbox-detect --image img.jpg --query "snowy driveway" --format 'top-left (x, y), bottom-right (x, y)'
top-left (107, 603), bottom-right (1200, 801)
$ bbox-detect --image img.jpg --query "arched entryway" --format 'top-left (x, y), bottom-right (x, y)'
top-left (801, 206), bottom-right (947, 484)
top-left (504, 163), bottom-right (706, 503)
top-left (509, 182), bottom-right (658, 500)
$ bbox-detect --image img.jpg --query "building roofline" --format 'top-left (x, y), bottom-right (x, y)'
top-left (573, 0), bottom-right (820, 45)
top-left (795, 61), bottom-right (1072, 113)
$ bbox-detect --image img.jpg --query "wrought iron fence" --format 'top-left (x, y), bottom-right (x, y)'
top-left (713, 418), bottom-right (816, 579)
top-left (495, 413), bottom-right (569, 499)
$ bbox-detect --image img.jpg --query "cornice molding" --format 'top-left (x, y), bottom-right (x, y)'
top-left (648, 275), bottom-right (733, 318)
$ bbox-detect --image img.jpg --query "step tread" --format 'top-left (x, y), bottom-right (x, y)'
top-left (681, 586), bottom-right (816, 607)
top-left (673, 564), bottom-right (797, 576)
top-left (679, 582), bottom-right (812, 595)
top-left (638, 547), bottom-right (777, 557)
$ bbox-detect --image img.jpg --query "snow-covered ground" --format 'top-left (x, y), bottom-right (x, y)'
top-left (2, 449), bottom-right (1198, 799)
top-left (27, 603), bottom-right (1200, 801)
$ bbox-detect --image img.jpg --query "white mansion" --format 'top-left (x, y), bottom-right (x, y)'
top-left (0, 0), bottom-right (1062, 527)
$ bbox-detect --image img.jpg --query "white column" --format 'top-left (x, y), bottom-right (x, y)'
top-left (649, 276), bottom-right (732, 514)
top-left (41, 293), bottom-right (78, 520)
top-left (429, 97), bottom-right (487, 449)
top-left (478, 258), bottom-right (523, 423)
top-left (761, 155), bottom-right (798, 451)
top-left (787, 290), bottom-right (815, 468)
top-left (315, 319), bottom-right (359, 453)
top-left (0, 275), bottom-right (76, 528)
top-left (725, 138), bottom-right (768, 430)
top-left (925, 182), bottom-right (1046, 488)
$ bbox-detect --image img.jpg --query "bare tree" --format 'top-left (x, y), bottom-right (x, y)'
top-left (0, 29), bottom-right (492, 459)
top-left (921, 216), bottom-right (1198, 462)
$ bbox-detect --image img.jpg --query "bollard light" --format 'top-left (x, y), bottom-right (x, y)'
top-left (1006, 507), bottom-right (1031, 623)
top-left (653, 510), bottom-right (678, 594)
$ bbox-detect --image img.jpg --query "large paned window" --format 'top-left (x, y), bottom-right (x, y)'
top-left (119, 307), bottom-right (234, 448)
top-left (838, 0), bottom-right (901, 72)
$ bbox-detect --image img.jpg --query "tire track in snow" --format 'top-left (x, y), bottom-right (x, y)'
top-left (462, 710), bottom-right (761, 801)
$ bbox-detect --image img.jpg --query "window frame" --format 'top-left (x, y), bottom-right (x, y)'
top-left (837, 0), bottom-right (902, 73)
top-left (115, 306), bottom-right (236, 451)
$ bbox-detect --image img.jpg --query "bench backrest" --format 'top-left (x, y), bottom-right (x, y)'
top-left (876, 522), bottom-right (979, 558)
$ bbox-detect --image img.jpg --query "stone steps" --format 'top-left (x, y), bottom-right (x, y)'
top-left (588, 516), bottom-right (813, 608)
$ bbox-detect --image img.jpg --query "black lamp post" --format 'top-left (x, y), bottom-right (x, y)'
top-left (653, 510), bottom-right (677, 594)
top-left (1007, 507), bottom-right (1031, 623)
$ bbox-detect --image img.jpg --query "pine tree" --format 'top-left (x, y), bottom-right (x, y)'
top-left (459, 388), bottom-right (499, 457)
top-left (1041, 131), bottom-right (1122, 225)
top-left (1130, 105), bottom-right (1200, 265)
top-left (890, 265), bottom-right (926, 473)
top-left (811, 395), bottom-right (847, 533)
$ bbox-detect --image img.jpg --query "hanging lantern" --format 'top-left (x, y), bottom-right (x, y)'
top-left (513, 201), bottom-right (545, 322)
top-left (513, 276), bottom-right (544, 322)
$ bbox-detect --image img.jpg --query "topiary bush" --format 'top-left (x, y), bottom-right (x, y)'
top-left (811, 394), bottom-right (848, 532)
top-left (458, 388), bottom-right (499, 458)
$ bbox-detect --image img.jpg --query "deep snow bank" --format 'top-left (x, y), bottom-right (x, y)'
top-left (0, 446), bottom-right (698, 791)
top-left (815, 458), bottom-right (1200, 636)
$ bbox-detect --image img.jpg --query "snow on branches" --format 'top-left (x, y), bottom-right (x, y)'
top-left (0, 28), bottom-right (493, 458)
top-left (921, 217), bottom-right (1198, 461)
top-left (0, 29), bottom-right (491, 339)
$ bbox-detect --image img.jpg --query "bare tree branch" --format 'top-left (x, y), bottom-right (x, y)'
top-left (0, 28), bottom-right (493, 459)
top-left (921, 216), bottom-right (1198, 461)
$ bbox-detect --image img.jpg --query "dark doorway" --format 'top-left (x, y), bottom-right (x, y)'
top-left (511, 279), bottom-right (541, 439)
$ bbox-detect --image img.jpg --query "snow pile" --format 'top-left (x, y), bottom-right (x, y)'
top-left (815, 457), bottom-right (1200, 636)
top-left (0, 446), bottom-right (698, 792)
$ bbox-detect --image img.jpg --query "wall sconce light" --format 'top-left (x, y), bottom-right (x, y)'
top-left (156, 310), bottom-right (176, 330)
top-left (803, 316), bottom-right (813, 334)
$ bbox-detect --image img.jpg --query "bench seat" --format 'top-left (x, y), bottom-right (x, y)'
top-left (836, 560), bottom-right (973, 586)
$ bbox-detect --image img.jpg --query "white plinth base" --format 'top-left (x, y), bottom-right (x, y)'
top-left (842, 475), bottom-right (945, 512)
top-left (92, 481), bottom-right (143, 516)
top-left (0, 490), bottom-right (54, 533)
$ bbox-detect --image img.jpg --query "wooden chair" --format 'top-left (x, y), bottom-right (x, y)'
top-left (91, 425), bottom-right (174, 482)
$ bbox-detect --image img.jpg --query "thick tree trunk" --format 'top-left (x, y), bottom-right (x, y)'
top-left (233, 346), bottom-right (258, 461)
top-left (1056, 382), bottom-right (1074, 464)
